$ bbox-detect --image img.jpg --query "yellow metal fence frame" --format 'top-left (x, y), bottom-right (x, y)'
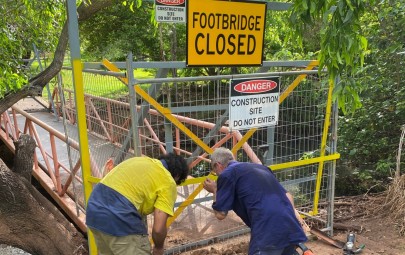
top-left (87, 60), bottom-right (338, 248)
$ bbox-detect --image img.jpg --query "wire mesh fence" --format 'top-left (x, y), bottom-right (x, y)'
top-left (56, 60), bottom-right (337, 253)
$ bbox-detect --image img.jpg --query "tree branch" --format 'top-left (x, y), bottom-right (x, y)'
top-left (0, 0), bottom-right (115, 114)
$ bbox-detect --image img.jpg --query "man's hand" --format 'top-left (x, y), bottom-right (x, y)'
top-left (204, 177), bottom-right (227, 220)
top-left (152, 246), bottom-right (164, 255)
top-left (203, 178), bottom-right (217, 193)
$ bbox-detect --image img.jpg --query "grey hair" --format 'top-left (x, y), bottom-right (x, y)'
top-left (211, 147), bottom-right (235, 167)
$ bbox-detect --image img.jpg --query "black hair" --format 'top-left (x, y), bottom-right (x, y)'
top-left (159, 153), bottom-right (189, 185)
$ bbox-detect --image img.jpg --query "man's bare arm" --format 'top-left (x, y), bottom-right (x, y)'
top-left (152, 208), bottom-right (169, 255)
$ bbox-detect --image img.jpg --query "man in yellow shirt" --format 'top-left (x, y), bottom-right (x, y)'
top-left (86, 153), bottom-right (189, 255)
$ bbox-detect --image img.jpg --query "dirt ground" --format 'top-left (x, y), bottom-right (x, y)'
top-left (180, 194), bottom-right (405, 255)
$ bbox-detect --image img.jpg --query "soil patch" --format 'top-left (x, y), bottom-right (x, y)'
top-left (180, 194), bottom-right (405, 255)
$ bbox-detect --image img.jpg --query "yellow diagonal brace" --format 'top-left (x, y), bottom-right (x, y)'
top-left (88, 176), bottom-right (101, 184)
top-left (279, 60), bottom-right (319, 103)
top-left (231, 60), bottom-right (319, 155)
top-left (102, 59), bottom-right (213, 155)
top-left (167, 172), bottom-right (217, 227)
top-left (135, 88), bottom-right (213, 154)
top-left (231, 128), bottom-right (257, 153)
top-left (102, 59), bottom-right (216, 228)
top-left (102, 59), bottom-right (128, 84)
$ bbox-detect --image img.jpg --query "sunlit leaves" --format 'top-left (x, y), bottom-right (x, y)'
top-left (123, 0), bottom-right (142, 11)
top-left (333, 77), bottom-right (362, 115)
top-left (0, 73), bottom-right (26, 96)
top-left (290, 0), bottom-right (369, 114)
top-left (0, 0), bottom-right (65, 97)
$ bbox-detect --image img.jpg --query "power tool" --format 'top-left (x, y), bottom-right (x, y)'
top-left (343, 232), bottom-right (365, 254)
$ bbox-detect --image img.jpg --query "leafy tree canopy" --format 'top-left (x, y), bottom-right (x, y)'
top-left (80, 2), bottom-right (164, 61)
top-left (0, 0), bottom-right (65, 98)
top-left (289, 0), bottom-right (370, 114)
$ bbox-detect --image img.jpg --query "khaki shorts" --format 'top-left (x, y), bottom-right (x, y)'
top-left (90, 228), bottom-right (151, 255)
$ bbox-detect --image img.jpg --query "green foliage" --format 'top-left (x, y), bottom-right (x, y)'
top-left (264, 10), bottom-right (301, 59)
top-left (289, 0), bottom-right (369, 114)
top-left (80, 3), bottom-right (156, 61)
top-left (191, 161), bottom-right (211, 178)
top-left (299, 149), bottom-right (320, 160)
top-left (335, 164), bottom-right (384, 195)
top-left (336, 0), bottom-right (405, 194)
top-left (332, 74), bottom-right (363, 115)
top-left (0, 0), bottom-right (64, 97)
top-left (0, 73), bottom-right (26, 96)
top-left (80, 2), bottom-right (187, 62)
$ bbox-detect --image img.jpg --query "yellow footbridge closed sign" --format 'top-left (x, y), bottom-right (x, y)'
top-left (187, 0), bottom-right (267, 66)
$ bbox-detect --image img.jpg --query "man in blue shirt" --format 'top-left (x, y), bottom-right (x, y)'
top-left (203, 147), bottom-right (308, 255)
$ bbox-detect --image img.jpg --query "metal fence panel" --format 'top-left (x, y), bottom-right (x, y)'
top-left (59, 60), bottom-right (337, 253)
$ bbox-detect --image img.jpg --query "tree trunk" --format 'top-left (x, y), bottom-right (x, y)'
top-left (13, 135), bottom-right (37, 182)
top-left (0, 134), bottom-right (87, 255)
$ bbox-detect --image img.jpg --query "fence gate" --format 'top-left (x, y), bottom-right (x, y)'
top-left (59, 58), bottom-right (339, 254)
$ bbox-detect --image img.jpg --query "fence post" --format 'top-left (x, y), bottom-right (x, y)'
top-left (66, 0), bottom-right (95, 253)
top-left (127, 53), bottom-right (141, 157)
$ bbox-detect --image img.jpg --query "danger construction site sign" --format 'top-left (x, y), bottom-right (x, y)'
top-left (186, 0), bottom-right (267, 66)
top-left (155, 0), bottom-right (186, 23)
top-left (229, 77), bottom-right (280, 130)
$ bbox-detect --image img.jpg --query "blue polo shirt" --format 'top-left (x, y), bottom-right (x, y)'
top-left (213, 161), bottom-right (307, 254)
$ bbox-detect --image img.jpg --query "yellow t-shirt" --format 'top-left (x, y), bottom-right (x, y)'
top-left (101, 156), bottom-right (177, 216)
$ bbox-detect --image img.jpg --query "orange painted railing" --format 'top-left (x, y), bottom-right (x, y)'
top-left (0, 91), bottom-right (260, 233)
top-left (54, 88), bottom-right (260, 164)
top-left (0, 106), bottom-right (95, 231)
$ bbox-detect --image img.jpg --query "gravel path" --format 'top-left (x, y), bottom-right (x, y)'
top-left (0, 245), bottom-right (31, 255)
